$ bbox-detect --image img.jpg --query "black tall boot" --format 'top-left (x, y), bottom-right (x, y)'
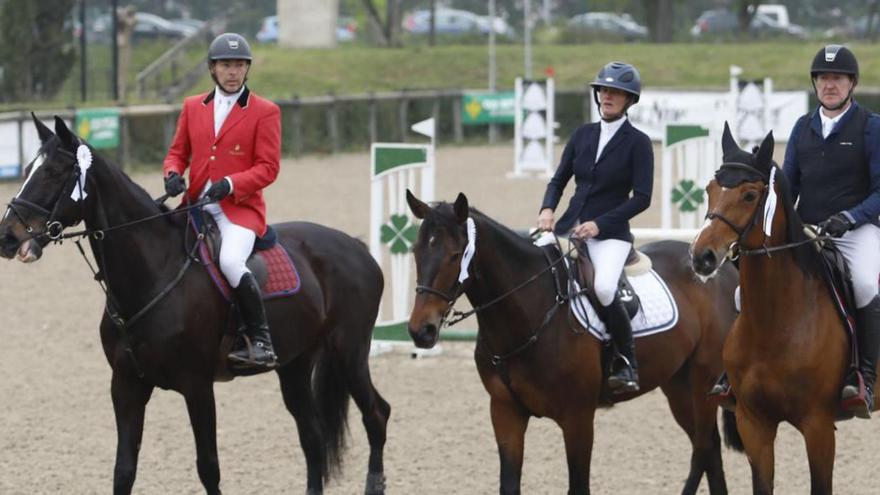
top-left (604, 295), bottom-right (640, 393)
top-left (841, 295), bottom-right (880, 419)
top-left (228, 273), bottom-right (278, 369)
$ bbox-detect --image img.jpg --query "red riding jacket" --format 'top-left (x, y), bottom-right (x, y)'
top-left (163, 87), bottom-right (281, 236)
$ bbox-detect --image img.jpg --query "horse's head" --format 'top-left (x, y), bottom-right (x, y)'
top-left (0, 115), bottom-right (89, 262)
top-left (406, 189), bottom-right (471, 349)
top-left (691, 122), bottom-right (778, 277)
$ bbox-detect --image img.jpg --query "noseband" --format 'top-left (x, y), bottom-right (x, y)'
top-left (5, 145), bottom-right (82, 241)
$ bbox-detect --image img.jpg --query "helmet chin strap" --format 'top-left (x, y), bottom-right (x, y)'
top-left (209, 65), bottom-right (250, 95)
top-left (812, 77), bottom-right (856, 112)
top-left (594, 90), bottom-right (633, 121)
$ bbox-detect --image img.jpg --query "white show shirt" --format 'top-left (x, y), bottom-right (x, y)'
top-left (213, 85), bottom-right (244, 136)
top-left (596, 116), bottom-right (626, 160)
top-left (819, 103), bottom-right (851, 139)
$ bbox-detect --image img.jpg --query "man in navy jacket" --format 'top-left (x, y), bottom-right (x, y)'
top-left (784, 45), bottom-right (880, 419)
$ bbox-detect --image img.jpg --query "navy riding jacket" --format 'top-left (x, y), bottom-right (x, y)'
top-left (783, 100), bottom-right (880, 228)
top-left (541, 119), bottom-right (654, 242)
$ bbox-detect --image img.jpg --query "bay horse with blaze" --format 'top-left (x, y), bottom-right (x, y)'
top-left (690, 124), bottom-right (879, 494)
top-left (406, 189), bottom-right (741, 494)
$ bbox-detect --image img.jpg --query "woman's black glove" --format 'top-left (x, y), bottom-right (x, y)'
top-left (164, 172), bottom-right (186, 197)
top-left (819, 213), bottom-right (853, 238)
top-left (205, 179), bottom-right (231, 202)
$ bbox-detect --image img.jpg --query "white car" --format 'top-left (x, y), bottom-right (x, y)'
top-left (402, 8), bottom-right (513, 37)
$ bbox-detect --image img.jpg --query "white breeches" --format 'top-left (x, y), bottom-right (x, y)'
top-left (834, 223), bottom-right (880, 308)
top-left (586, 238), bottom-right (632, 307)
top-left (204, 199), bottom-right (254, 288)
top-left (733, 223), bottom-right (880, 310)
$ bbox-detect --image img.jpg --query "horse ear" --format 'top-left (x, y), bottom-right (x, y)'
top-left (406, 189), bottom-right (430, 220)
top-left (453, 192), bottom-right (469, 224)
top-left (32, 113), bottom-right (54, 144)
top-left (755, 131), bottom-right (775, 173)
top-left (53, 116), bottom-right (75, 148)
top-left (721, 121), bottom-right (739, 156)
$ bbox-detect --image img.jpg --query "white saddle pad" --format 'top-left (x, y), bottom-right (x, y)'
top-left (532, 232), bottom-right (679, 341)
top-left (568, 262), bottom-right (679, 341)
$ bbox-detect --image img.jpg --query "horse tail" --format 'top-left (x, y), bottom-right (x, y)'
top-left (312, 345), bottom-right (351, 480)
top-left (721, 409), bottom-right (744, 452)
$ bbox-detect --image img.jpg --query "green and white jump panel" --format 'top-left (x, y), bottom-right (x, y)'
top-left (370, 142), bottom-right (434, 341)
top-left (661, 124), bottom-right (718, 230)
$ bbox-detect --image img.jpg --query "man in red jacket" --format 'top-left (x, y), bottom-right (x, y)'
top-left (163, 33), bottom-right (281, 369)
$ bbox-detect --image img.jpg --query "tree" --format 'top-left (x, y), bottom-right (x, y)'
top-left (0, 0), bottom-right (75, 102)
top-left (736, 0), bottom-right (761, 33)
top-left (361, 0), bottom-right (403, 46)
top-left (642, 0), bottom-right (675, 42)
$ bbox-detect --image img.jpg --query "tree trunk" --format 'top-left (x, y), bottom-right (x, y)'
top-left (429, 0), bottom-right (436, 46)
top-left (360, 0), bottom-right (390, 46)
top-left (643, 0), bottom-right (674, 43)
top-left (868, 0), bottom-right (880, 42)
top-left (736, 0), bottom-right (760, 34)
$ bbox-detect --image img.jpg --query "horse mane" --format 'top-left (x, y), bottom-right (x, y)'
top-left (90, 148), bottom-right (179, 225)
top-left (425, 202), bottom-right (540, 262)
top-left (771, 165), bottom-right (825, 279)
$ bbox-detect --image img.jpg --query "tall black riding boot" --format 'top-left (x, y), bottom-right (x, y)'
top-left (841, 295), bottom-right (880, 419)
top-left (604, 295), bottom-right (640, 393)
top-left (228, 273), bottom-right (278, 369)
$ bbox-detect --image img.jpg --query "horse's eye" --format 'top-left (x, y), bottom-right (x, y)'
top-left (743, 191), bottom-right (758, 202)
top-left (449, 252), bottom-right (461, 262)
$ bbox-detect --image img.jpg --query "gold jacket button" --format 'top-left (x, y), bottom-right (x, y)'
top-left (210, 155), bottom-right (216, 160)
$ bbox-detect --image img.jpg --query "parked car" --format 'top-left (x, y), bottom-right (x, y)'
top-left (91, 12), bottom-right (198, 42)
top-left (255, 15), bottom-right (357, 43)
top-left (690, 8), bottom-right (805, 39)
top-left (402, 8), bottom-right (512, 37)
top-left (566, 12), bottom-right (648, 41)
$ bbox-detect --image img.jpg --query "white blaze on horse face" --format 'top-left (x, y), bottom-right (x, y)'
top-left (3, 152), bottom-right (46, 221)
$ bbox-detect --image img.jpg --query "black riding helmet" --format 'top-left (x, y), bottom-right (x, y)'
top-left (810, 45), bottom-right (858, 111)
top-left (810, 44), bottom-right (858, 81)
top-left (208, 33), bottom-right (253, 62)
top-left (590, 61), bottom-right (641, 117)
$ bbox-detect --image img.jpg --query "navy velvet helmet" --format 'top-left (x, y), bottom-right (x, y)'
top-left (590, 61), bottom-right (642, 103)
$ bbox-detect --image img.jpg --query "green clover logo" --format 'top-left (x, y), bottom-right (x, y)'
top-left (380, 214), bottom-right (419, 254)
top-left (671, 179), bottom-right (704, 213)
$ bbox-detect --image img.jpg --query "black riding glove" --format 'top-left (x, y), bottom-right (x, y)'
top-left (164, 172), bottom-right (186, 197)
top-left (205, 178), bottom-right (231, 202)
top-left (819, 213), bottom-right (853, 238)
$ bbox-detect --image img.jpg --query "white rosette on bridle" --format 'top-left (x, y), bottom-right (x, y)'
top-left (70, 144), bottom-right (92, 201)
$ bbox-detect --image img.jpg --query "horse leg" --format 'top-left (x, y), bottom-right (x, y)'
top-left (559, 411), bottom-right (596, 495)
top-left (111, 370), bottom-right (154, 495)
top-left (345, 354), bottom-right (390, 494)
top-left (183, 383), bottom-right (222, 495)
top-left (736, 408), bottom-right (778, 495)
top-left (660, 378), bottom-right (724, 494)
top-left (661, 368), bottom-right (729, 495)
top-left (277, 355), bottom-right (326, 494)
top-left (490, 397), bottom-right (529, 495)
top-left (798, 415), bottom-right (835, 495)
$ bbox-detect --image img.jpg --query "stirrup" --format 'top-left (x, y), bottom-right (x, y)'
top-left (228, 335), bottom-right (278, 369)
top-left (607, 356), bottom-right (639, 393)
top-left (840, 371), bottom-right (872, 419)
top-left (707, 371), bottom-right (731, 398)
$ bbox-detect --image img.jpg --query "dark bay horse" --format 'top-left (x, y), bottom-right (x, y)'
top-left (689, 126), bottom-right (876, 494)
top-left (0, 116), bottom-right (390, 495)
top-left (405, 190), bottom-right (742, 494)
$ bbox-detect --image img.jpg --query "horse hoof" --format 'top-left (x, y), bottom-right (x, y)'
top-left (365, 472), bottom-right (386, 494)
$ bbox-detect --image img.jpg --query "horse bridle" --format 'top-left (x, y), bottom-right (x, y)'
top-left (5, 144), bottom-right (84, 242)
top-left (704, 162), bottom-right (827, 258)
top-left (413, 223), bottom-right (570, 330)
